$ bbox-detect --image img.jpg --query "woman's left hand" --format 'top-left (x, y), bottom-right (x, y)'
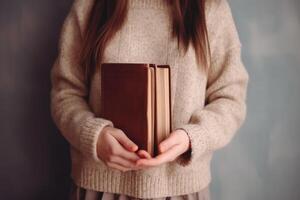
top-left (135, 129), bottom-right (191, 167)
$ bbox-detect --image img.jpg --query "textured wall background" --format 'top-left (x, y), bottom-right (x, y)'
top-left (211, 0), bottom-right (300, 200)
top-left (0, 0), bottom-right (299, 199)
top-left (0, 1), bottom-right (73, 199)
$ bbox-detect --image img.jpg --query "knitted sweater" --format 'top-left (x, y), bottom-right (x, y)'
top-left (50, 0), bottom-right (249, 198)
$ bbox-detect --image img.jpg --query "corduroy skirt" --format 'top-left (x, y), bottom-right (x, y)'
top-left (69, 179), bottom-right (211, 200)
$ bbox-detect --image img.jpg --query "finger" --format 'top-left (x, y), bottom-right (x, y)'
top-left (109, 156), bottom-right (146, 171)
top-left (106, 162), bottom-right (131, 172)
top-left (111, 130), bottom-right (138, 152)
top-left (109, 155), bottom-right (138, 169)
top-left (118, 147), bottom-right (141, 162)
top-left (136, 144), bottom-right (182, 167)
top-left (107, 134), bottom-right (141, 162)
top-left (137, 150), bottom-right (152, 159)
top-left (158, 133), bottom-right (180, 153)
top-left (133, 165), bottom-right (153, 171)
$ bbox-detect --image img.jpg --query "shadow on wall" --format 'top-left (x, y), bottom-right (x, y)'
top-left (1, 1), bottom-right (74, 199)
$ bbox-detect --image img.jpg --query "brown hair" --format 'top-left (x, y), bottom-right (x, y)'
top-left (80, 0), bottom-right (211, 88)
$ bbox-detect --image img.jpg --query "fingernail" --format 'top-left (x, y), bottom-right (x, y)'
top-left (132, 145), bottom-right (138, 151)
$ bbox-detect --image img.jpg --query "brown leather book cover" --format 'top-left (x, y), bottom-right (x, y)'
top-left (100, 63), bottom-right (171, 157)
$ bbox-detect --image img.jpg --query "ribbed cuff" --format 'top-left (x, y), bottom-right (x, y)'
top-left (79, 117), bottom-right (114, 163)
top-left (174, 124), bottom-right (208, 167)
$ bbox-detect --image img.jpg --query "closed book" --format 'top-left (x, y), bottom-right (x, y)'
top-left (100, 63), bottom-right (172, 157)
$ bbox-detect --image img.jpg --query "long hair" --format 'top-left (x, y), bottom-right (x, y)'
top-left (80, 0), bottom-right (211, 89)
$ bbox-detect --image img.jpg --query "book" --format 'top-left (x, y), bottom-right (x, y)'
top-left (100, 63), bottom-right (172, 157)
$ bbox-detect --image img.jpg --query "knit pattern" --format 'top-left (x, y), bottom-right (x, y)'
top-left (50, 0), bottom-right (249, 198)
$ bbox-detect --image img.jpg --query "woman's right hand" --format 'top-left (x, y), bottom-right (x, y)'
top-left (96, 126), bottom-right (151, 172)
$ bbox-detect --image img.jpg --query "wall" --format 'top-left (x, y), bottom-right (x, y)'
top-left (0, 1), bottom-right (73, 199)
top-left (211, 0), bottom-right (300, 200)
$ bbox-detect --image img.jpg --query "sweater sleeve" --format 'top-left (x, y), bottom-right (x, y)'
top-left (174, 0), bottom-right (250, 166)
top-left (50, 1), bottom-right (114, 163)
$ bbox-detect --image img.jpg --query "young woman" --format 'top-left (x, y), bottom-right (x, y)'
top-left (50, 0), bottom-right (249, 199)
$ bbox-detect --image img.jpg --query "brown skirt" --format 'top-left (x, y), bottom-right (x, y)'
top-left (69, 179), bottom-right (211, 200)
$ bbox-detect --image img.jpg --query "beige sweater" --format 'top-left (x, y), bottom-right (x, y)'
top-left (50, 0), bottom-right (249, 198)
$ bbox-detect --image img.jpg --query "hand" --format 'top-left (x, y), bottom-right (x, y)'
top-left (135, 129), bottom-right (191, 167)
top-left (97, 126), bottom-right (151, 172)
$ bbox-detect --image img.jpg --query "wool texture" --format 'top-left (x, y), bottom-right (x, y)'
top-left (50, 0), bottom-right (249, 198)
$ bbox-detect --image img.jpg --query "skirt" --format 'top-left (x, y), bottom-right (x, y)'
top-left (69, 179), bottom-right (211, 200)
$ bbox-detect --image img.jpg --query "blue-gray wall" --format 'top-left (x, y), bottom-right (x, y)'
top-left (0, 0), bottom-right (299, 199)
top-left (211, 0), bottom-right (300, 200)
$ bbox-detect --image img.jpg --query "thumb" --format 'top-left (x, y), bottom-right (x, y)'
top-left (112, 130), bottom-right (138, 152)
top-left (158, 133), bottom-right (179, 153)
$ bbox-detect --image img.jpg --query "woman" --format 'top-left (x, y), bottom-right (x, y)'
top-left (50, 0), bottom-right (249, 199)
